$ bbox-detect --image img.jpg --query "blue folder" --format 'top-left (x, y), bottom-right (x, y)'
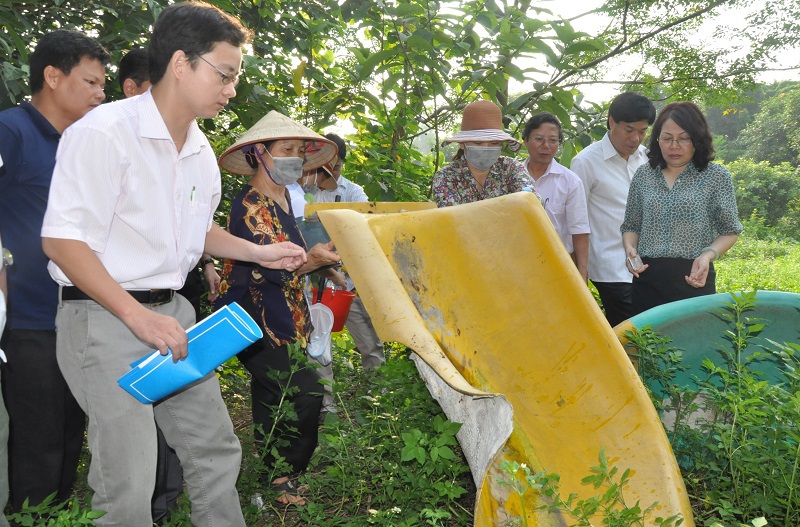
top-left (117, 302), bottom-right (263, 404)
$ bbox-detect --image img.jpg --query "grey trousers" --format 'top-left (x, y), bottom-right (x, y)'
top-left (56, 295), bottom-right (244, 527)
top-left (318, 295), bottom-right (385, 411)
top-left (345, 296), bottom-right (385, 370)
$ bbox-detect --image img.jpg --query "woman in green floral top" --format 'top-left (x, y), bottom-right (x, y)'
top-left (621, 101), bottom-right (742, 314)
top-left (432, 100), bottom-right (538, 206)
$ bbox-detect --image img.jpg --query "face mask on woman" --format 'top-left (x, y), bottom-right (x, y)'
top-left (254, 146), bottom-right (305, 186)
top-left (301, 172), bottom-right (319, 194)
top-left (464, 145), bottom-right (502, 171)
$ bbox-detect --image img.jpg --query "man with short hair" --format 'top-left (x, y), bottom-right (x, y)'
top-left (570, 92), bottom-right (656, 327)
top-left (41, 3), bottom-right (306, 524)
top-left (118, 45), bottom-right (216, 523)
top-left (118, 47), bottom-right (151, 98)
top-left (312, 133), bottom-right (370, 203)
top-left (300, 133), bottom-right (385, 415)
top-left (0, 29), bottom-right (108, 511)
top-left (522, 112), bottom-right (590, 283)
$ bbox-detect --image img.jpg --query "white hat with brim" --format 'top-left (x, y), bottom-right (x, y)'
top-left (442, 129), bottom-right (521, 151)
top-left (219, 111), bottom-right (338, 176)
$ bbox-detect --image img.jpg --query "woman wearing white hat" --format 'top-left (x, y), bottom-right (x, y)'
top-left (215, 111), bottom-right (340, 507)
top-left (432, 100), bottom-right (538, 207)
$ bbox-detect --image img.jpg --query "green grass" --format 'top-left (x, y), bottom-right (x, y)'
top-left (716, 235), bottom-right (800, 293)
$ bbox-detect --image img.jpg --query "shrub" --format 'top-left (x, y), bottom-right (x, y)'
top-left (626, 293), bottom-right (800, 527)
top-left (727, 159), bottom-right (800, 229)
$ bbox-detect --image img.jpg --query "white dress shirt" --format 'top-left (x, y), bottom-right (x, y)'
top-left (313, 175), bottom-right (368, 203)
top-left (570, 133), bottom-right (647, 283)
top-left (287, 182), bottom-right (308, 219)
top-left (42, 90), bottom-right (221, 290)
top-left (524, 158), bottom-right (589, 253)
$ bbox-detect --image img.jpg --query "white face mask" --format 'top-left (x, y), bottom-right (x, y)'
top-left (464, 145), bottom-right (502, 171)
top-left (301, 172), bottom-right (319, 194)
top-left (254, 146), bottom-right (305, 186)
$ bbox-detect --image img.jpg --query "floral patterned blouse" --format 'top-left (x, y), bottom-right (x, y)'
top-left (214, 185), bottom-right (311, 349)
top-left (432, 156), bottom-right (535, 207)
top-left (621, 162), bottom-right (743, 259)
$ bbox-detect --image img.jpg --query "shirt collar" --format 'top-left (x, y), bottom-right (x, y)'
top-left (20, 101), bottom-right (60, 139)
top-left (137, 90), bottom-right (205, 157)
top-left (600, 132), bottom-right (647, 164)
top-left (524, 157), bottom-right (563, 178)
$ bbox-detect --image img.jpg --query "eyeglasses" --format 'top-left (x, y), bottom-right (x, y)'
top-left (528, 136), bottom-right (561, 147)
top-left (658, 135), bottom-right (692, 147)
top-left (197, 56), bottom-right (241, 87)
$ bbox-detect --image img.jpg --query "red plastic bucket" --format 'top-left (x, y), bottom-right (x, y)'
top-left (311, 288), bottom-right (356, 332)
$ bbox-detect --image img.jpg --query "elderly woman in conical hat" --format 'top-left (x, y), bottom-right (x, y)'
top-left (215, 110), bottom-right (340, 507)
top-left (431, 100), bottom-right (539, 207)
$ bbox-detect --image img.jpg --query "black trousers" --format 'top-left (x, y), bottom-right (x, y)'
top-left (238, 340), bottom-right (323, 481)
top-left (151, 426), bottom-right (183, 521)
top-left (591, 281), bottom-right (633, 327)
top-left (0, 329), bottom-right (84, 510)
top-left (177, 267), bottom-right (204, 320)
top-left (632, 257), bottom-right (716, 316)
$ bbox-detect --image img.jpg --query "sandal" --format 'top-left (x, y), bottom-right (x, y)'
top-left (270, 477), bottom-right (307, 508)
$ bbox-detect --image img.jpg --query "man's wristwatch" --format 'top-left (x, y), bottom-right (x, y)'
top-left (2, 247), bottom-right (13, 268)
top-left (201, 258), bottom-right (215, 267)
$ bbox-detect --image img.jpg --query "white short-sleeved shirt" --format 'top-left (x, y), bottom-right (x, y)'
top-left (42, 90), bottom-right (221, 290)
top-left (570, 133), bottom-right (648, 283)
top-left (524, 158), bottom-right (590, 253)
top-left (313, 175), bottom-right (368, 203)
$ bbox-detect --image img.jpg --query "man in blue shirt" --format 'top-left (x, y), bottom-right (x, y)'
top-left (0, 29), bottom-right (108, 510)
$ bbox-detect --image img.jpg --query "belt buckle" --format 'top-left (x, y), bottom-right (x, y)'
top-left (149, 289), bottom-right (173, 306)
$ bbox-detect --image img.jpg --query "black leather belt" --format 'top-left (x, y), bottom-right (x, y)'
top-left (61, 286), bottom-right (175, 306)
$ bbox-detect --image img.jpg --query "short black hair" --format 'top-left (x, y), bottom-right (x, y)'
top-left (29, 30), bottom-right (110, 94)
top-left (324, 133), bottom-right (346, 161)
top-left (148, 1), bottom-right (252, 86)
top-left (647, 101), bottom-right (715, 171)
top-left (118, 47), bottom-right (149, 91)
top-left (607, 92), bottom-right (656, 129)
top-left (522, 112), bottom-right (563, 142)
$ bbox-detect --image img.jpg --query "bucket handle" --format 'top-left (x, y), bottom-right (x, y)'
top-left (316, 275), bottom-right (326, 304)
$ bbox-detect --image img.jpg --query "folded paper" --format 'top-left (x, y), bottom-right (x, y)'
top-left (117, 302), bottom-right (263, 404)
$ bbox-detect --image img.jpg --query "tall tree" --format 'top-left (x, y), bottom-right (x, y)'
top-left (2, 0), bottom-right (798, 199)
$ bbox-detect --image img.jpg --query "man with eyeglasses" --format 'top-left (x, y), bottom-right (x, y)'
top-left (522, 112), bottom-right (590, 283)
top-left (117, 45), bottom-right (224, 524)
top-left (40, 3), bottom-right (306, 525)
top-left (570, 92), bottom-right (656, 327)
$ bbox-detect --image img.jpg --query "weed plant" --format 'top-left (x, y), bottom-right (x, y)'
top-left (496, 450), bottom-right (683, 527)
top-left (288, 335), bottom-right (474, 526)
top-left (626, 292), bottom-right (799, 527)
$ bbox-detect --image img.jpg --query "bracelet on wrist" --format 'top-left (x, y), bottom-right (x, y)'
top-left (201, 258), bottom-right (215, 267)
top-left (701, 246), bottom-right (719, 261)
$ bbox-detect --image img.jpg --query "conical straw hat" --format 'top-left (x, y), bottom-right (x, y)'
top-left (219, 111), bottom-right (338, 175)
